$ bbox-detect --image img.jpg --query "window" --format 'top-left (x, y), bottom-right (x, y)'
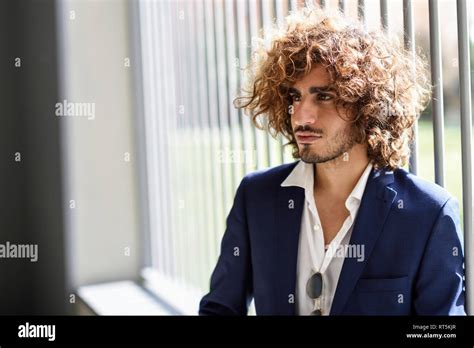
top-left (134, 0), bottom-right (474, 315)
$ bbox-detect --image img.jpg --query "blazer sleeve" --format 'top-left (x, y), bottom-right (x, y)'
top-left (413, 197), bottom-right (466, 315)
top-left (198, 176), bottom-right (253, 315)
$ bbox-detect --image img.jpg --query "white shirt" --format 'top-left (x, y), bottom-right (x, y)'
top-left (281, 160), bottom-right (373, 315)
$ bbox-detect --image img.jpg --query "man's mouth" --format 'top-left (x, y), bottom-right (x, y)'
top-left (295, 132), bottom-right (322, 144)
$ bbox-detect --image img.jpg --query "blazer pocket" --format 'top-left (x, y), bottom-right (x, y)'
top-left (345, 276), bottom-right (411, 315)
top-left (355, 276), bottom-right (409, 292)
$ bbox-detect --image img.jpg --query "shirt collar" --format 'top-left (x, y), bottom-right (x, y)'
top-left (281, 160), bottom-right (374, 206)
top-left (280, 160), bottom-right (314, 193)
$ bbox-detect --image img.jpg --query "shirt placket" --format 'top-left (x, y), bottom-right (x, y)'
top-left (307, 194), bottom-right (357, 315)
top-left (305, 194), bottom-right (326, 314)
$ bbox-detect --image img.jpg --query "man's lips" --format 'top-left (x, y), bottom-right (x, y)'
top-left (295, 132), bottom-right (322, 144)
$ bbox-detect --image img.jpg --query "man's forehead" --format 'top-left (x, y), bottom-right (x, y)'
top-left (292, 65), bottom-right (331, 89)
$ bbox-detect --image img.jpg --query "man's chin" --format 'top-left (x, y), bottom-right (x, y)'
top-left (299, 150), bottom-right (324, 164)
top-left (299, 150), bottom-right (343, 164)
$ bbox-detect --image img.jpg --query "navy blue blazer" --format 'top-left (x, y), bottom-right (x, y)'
top-left (199, 161), bottom-right (466, 315)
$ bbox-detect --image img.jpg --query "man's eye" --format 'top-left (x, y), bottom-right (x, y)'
top-left (317, 93), bottom-right (333, 101)
top-left (289, 94), bottom-right (301, 102)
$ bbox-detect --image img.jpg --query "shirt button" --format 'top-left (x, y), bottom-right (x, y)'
top-left (313, 224), bottom-right (320, 231)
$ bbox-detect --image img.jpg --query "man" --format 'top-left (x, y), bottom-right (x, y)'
top-left (199, 8), bottom-right (465, 315)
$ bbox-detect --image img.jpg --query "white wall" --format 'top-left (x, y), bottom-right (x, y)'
top-left (57, 0), bottom-right (141, 288)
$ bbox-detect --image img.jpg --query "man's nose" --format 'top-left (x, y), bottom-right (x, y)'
top-left (293, 98), bottom-right (319, 126)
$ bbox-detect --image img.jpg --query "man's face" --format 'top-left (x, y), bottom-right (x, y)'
top-left (289, 65), bottom-right (358, 164)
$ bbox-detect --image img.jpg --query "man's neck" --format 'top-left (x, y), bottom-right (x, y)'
top-left (313, 145), bottom-right (370, 200)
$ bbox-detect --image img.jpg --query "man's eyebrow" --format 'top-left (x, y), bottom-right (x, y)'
top-left (287, 86), bottom-right (334, 94)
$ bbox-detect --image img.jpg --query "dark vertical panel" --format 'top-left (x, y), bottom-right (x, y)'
top-left (0, 0), bottom-right (69, 314)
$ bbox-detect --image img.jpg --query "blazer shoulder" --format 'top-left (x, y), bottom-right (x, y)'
top-left (393, 167), bottom-right (455, 208)
top-left (243, 161), bottom-right (300, 188)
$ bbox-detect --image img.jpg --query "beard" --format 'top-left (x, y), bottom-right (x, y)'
top-left (298, 124), bottom-right (358, 164)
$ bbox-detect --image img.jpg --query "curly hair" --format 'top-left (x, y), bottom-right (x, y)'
top-left (234, 7), bottom-right (431, 170)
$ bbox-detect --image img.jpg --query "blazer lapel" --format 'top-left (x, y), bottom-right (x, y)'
top-left (275, 185), bottom-right (305, 315)
top-left (329, 167), bottom-right (398, 315)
